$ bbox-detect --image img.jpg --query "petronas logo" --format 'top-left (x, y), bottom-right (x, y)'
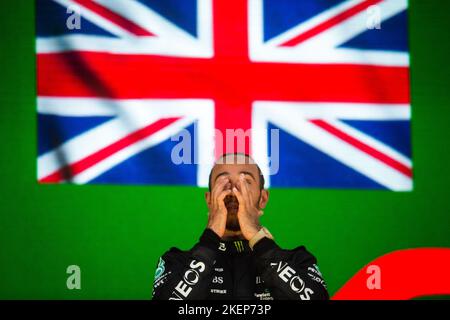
top-left (154, 257), bottom-right (165, 281)
top-left (234, 241), bottom-right (245, 252)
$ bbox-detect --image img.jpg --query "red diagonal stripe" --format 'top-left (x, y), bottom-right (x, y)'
top-left (281, 0), bottom-right (383, 47)
top-left (39, 117), bottom-right (180, 183)
top-left (310, 119), bottom-right (412, 178)
top-left (73, 0), bottom-right (154, 36)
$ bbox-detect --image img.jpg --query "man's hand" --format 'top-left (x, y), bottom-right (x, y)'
top-left (207, 176), bottom-right (232, 237)
top-left (233, 174), bottom-right (263, 240)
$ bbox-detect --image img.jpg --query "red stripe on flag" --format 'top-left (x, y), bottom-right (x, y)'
top-left (212, 0), bottom-right (252, 156)
top-left (72, 0), bottom-right (154, 36)
top-left (310, 119), bottom-right (412, 178)
top-left (37, 52), bottom-right (410, 104)
top-left (39, 117), bottom-right (180, 183)
top-left (281, 0), bottom-right (383, 47)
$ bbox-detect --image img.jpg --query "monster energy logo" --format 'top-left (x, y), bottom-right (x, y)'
top-left (234, 241), bottom-right (245, 252)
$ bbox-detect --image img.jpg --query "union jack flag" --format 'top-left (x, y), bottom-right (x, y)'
top-left (37, 0), bottom-right (412, 190)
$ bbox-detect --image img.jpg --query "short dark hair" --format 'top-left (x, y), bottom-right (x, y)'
top-left (208, 153), bottom-right (265, 191)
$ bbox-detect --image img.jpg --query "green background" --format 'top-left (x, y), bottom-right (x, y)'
top-left (0, 0), bottom-right (449, 299)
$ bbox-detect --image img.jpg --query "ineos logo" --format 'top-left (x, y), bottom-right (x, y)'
top-left (170, 259), bottom-right (206, 300)
top-left (290, 276), bottom-right (305, 293)
top-left (275, 261), bottom-right (314, 300)
top-left (184, 269), bottom-right (200, 286)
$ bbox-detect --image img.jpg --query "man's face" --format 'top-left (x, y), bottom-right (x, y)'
top-left (206, 155), bottom-right (267, 231)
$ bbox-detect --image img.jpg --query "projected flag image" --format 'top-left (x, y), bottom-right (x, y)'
top-left (37, 0), bottom-right (411, 190)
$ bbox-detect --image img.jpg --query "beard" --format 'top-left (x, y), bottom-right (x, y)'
top-left (223, 193), bottom-right (260, 232)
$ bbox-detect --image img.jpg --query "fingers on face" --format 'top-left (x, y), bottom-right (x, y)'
top-left (212, 176), bottom-right (231, 209)
top-left (218, 187), bottom-right (232, 200)
top-left (217, 189), bottom-right (232, 208)
top-left (232, 185), bottom-right (244, 205)
top-left (212, 176), bottom-right (229, 197)
top-left (238, 174), bottom-right (253, 204)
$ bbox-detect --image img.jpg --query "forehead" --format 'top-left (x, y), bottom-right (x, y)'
top-left (211, 155), bottom-right (259, 178)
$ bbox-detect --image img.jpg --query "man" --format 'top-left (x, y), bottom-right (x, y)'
top-left (152, 153), bottom-right (329, 300)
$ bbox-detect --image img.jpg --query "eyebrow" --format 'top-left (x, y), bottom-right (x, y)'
top-left (214, 171), bottom-right (256, 182)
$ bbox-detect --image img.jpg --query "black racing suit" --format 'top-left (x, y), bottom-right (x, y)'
top-left (152, 229), bottom-right (329, 300)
